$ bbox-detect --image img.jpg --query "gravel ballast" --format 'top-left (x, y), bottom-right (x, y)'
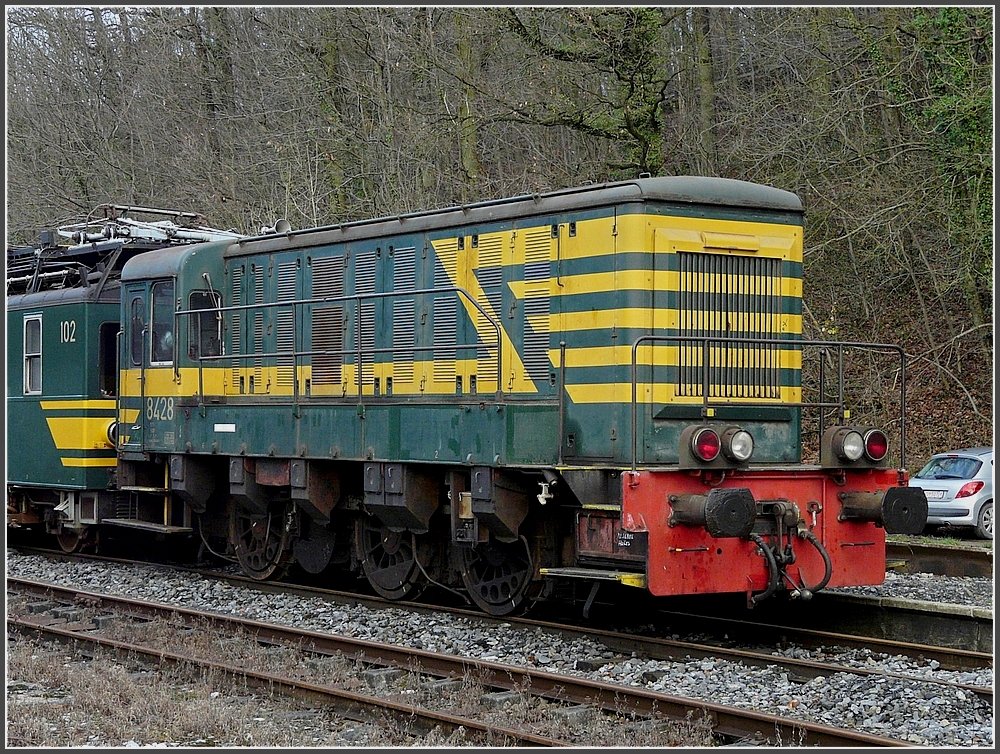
top-left (5, 550), bottom-right (993, 746)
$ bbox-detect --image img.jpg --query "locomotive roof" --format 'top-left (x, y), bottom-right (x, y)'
top-left (6, 279), bottom-right (122, 308)
top-left (226, 176), bottom-right (803, 257)
top-left (119, 176), bottom-right (802, 279)
top-left (120, 243), bottom-right (220, 281)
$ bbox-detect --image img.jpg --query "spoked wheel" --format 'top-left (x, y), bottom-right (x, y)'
top-left (229, 504), bottom-right (295, 581)
top-left (460, 536), bottom-right (534, 616)
top-left (56, 526), bottom-right (96, 554)
top-left (357, 516), bottom-right (424, 600)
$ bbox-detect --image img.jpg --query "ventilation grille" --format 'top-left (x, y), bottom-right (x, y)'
top-left (473, 235), bottom-right (504, 383)
top-left (433, 240), bottom-right (458, 383)
top-left (677, 252), bottom-right (782, 399)
top-left (251, 270), bottom-right (264, 391)
top-left (522, 228), bottom-right (551, 383)
top-left (275, 262), bottom-right (297, 387)
top-left (355, 251), bottom-right (377, 385)
top-left (311, 306), bottom-right (343, 385)
top-left (311, 256), bottom-right (345, 386)
top-left (393, 247), bottom-right (416, 382)
top-left (230, 265), bottom-right (243, 388)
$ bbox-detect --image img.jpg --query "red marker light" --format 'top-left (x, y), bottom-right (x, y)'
top-left (693, 428), bottom-right (721, 462)
top-left (863, 429), bottom-right (889, 462)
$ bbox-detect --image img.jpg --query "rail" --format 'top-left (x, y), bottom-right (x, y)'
top-left (629, 335), bottom-right (908, 471)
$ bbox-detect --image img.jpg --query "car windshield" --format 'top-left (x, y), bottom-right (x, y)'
top-left (914, 455), bottom-right (983, 480)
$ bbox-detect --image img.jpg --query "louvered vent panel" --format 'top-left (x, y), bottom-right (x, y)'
top-left (311, 306), bottom-right (343, 384)
top-left (521, 229), bottom-right (551, 383)
top-left (469, 235), bottom-right (503, 383)
top-left (476, 234), bottom-right (503, 288)
top-left (252, 272), bottom-right (264, 390)
top-left (393, 247), bottom-right (416, 382)
top-left (433, 298), bottom-right (456, 382)
top-left (392, 301), bottom-right (415, 382)
top-left (393, 246), bottom-right (416, 291)
top-left (310, 256), bottom-right (345, 386)
top-left (355, 251), bottom-right (377, 385)
top-left (433, 241), bottom-right (457, 382)
top-left (677, 252), bottom-right (782, 399)
top-left (275, 262), bottom-right (297, 387)
top-left (230, 266), bottom-right (243, 389)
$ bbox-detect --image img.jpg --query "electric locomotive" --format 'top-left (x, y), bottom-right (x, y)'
top-left (6, 206), bottom-right (242, 550)
top-left (7, 178), bottom-right (928, 615)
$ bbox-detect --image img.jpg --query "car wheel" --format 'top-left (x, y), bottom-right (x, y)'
top-left (974, 501), bottom-right (993, 540)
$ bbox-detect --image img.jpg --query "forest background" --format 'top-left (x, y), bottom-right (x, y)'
top-left (5, 5), bottom-right (993, 468)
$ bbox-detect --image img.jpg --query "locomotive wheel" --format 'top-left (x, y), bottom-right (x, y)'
top-left (358, 516), bottom-right (424, 600)
top-left (56, 526), bottom-right (95, 554)
top-left (230, 504), bottom-right (295, 581)
top-left (460, 536), bottom-right (533, 616)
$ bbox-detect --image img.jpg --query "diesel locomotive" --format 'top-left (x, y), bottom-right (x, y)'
top-left (6, 177), bottom-right (928, 615)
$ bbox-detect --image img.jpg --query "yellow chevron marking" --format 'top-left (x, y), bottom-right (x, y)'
top-left (44, 417), bottom-right (116, 450)
top-left (60, 457), bottom-right (117, 468)
top-left (40, 399), bottom-right (117, 410)
top-left (431, 237), bottom-right (537, 393)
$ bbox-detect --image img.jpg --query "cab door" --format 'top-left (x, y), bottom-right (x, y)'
top-left (119, 279), bottom-right (176, 454)
top-left (119, 283), bottom-right (148, 453)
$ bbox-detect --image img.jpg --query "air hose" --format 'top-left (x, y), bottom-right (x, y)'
top-left (795, 528), bottom-right (833, 597)
top-left (747, 533), bottom-right (780, 607)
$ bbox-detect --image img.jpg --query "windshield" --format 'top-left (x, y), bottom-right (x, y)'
top-left (914, 455), bottom-right (983, 480)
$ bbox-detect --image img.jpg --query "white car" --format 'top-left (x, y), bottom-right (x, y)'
top-left (908, 447), bottom-right (993, 539)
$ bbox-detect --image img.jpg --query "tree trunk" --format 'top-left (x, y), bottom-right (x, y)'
top-left (692, 7), bottom-right (717, 174)
top-left (455, 10), bottom-right (482, 199)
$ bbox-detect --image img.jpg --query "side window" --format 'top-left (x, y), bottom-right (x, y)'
top-left (150, 281), bottom-right (175, 365)
top-left (98, 322), bottom-right (119, 396)
top-left (23, 314), bottom-right (42, 395)
top-left (129, 296), bottom-right (145, 366)
top-left (188, 290), bottom-right (222, 360)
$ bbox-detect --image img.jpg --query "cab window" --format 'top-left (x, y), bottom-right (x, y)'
top-left (188, 290), bottom-right (222, 360)
top-left (98, 322), bottom-right (118, 396)
top-left (23, 314), bottom-right (42, 394)
top-left (150, 281), bottom-right (175, 365)
top-left (129, 296), bottom-right (145, 366)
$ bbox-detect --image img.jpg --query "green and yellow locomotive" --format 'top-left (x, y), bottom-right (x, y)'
top-left (7, 178), bottom-right (927, 614)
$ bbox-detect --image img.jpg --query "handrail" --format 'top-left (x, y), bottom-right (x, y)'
top-left (175, 284), bottom-right (505, 401)
top-left (629, 335), bottom-right (907, 471)
top-left (114, 330), bottom-right (123, 452)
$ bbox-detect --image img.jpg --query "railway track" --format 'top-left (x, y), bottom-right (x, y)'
top-left (188, 567), bottom-right (994, 705)
top-left (7, 576), bottom-right (914, 747)
top-left (9, 547), bottom-right (993, 660)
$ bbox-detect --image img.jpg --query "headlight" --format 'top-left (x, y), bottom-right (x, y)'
top-left (724, 429), bottom-right (754, 462)
top-left (838, 430), bottom-right (865, 461)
